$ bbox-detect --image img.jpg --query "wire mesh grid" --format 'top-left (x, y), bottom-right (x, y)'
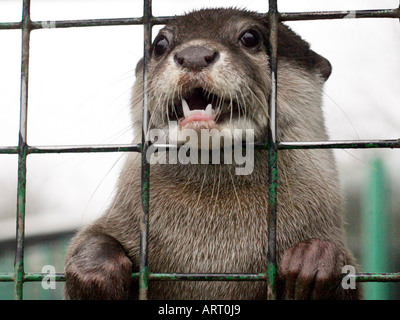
top-left (0, 0), bottom-right (400, 300)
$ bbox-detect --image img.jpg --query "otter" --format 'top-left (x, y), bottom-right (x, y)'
top-left (64, 8), bottom-right (360, 300)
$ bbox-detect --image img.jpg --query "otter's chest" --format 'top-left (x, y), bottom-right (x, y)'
top-left (147, 186), bottom-right (270, 274)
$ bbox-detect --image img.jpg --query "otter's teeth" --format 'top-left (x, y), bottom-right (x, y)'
top-left (182, 99), bottom-right (190, 117)
top-left (181, 100), bottom-right (214, 118)
top-left (205, 104), bottom-right (212, 116)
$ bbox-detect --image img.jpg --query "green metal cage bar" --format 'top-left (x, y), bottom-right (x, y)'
top-left (0, 0), bottom-right (399, 300)
top-left (1, 272), bottom-right (400, 283)
top-left (13, 0), bottom-right (31, 301)
top-left (138, 0), bottom-right (152, 301)
top-left (1, 7), bottom-right (399, 30)
top-left (1, 139), bottom-right (400, 156)
top-left (266, 0), bottom-right (279, 300)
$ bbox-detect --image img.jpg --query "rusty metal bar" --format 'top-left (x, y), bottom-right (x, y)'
top-left (147, 272), bottom-right (400, 282)
top-left (27, 144), bottom-right (141, 154)
top-left (13, 0), bottom-right (31, 301)
top-left (277, 139), bottom-right (400, 150)
top-left (0, 147), bottom-right (19, 154)
top-left (0, 274), bottom-right (14, 282)
top-left (148, 273), bottom-right (268, 281)
top-left (1, 138), bottom-right (400, 155)
top-left (2, 271), bottom-right (399, 283)
top-left (0, 17), bottom-right (173, 30)
top-left (149, 272), bottom-right (400, 282)
top-left (0, 22), bottom-right (22, 30)
top-left (138, 0), bottom-right (152, 301)
top-left (280, 7), bottom-right (400, 21)
top-left (1, 6), bottom-right (399, 31)
top-left (24, 273), bottom-right (66, 282)
top-left (354, 273), bottom-right (400, 282)
top-left (266, 0), bottom-right (279, 301)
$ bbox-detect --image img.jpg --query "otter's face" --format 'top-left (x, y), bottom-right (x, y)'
top-left (132, 8), bottom-right (331, 144)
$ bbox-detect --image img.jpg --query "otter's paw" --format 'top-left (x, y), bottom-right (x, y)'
top-left (277, 239), bottom-right (359, 300)
top-left (65, 242), bottom-right (133, 300)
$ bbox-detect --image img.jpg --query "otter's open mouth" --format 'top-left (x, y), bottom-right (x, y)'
top-left (168, 88), bottom-right (240, 127)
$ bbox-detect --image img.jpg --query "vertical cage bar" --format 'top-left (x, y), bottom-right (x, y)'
top-left (266, 0), bottom-right (279, 300)
top-left (14, 0), bottom-right (31, 300)
top-left (139, 0), bottom-right (152, 300)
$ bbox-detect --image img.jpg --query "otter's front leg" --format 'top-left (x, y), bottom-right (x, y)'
top-left (64, 228), bottom-right (134, 300)
top-left (277, 239), bottom-right (360, 300)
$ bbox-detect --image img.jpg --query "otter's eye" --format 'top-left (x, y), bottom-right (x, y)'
top-left (154, 35), bottom-right (169, 56)
top-left (240, 30), bottom-right (261, 48)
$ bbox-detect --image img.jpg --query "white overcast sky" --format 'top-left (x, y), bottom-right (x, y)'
top-left (0, 0), bottom-right (399, 240)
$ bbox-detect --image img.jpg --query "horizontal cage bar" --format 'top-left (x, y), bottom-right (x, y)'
top-left (1, 272), bottom-right (399, 282)
top-left (0, 6), bottom-right (398, 30)
top-left (280, 8), bottom-right (400, 21)
top-left (1, 138), bottom-right (399, 155)
top-left (278, 139), bottom-right (400, 150)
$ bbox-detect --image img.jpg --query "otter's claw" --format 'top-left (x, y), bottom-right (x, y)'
top-left (277, 239), bottom-right (360, 300)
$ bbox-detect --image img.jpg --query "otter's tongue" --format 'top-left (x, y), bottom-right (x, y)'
top-left (179, 99), bottom-right (216, 127)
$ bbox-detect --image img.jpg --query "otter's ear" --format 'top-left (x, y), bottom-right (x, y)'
top-left (268, 21), bottom-right (333, 82)
top-left (135, 58), bottom-right (144, 78)
top-left (311, 51), bottom-right (332, 81)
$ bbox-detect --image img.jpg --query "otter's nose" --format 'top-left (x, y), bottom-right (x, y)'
top-left (174, 46), bottom-right (218, 71)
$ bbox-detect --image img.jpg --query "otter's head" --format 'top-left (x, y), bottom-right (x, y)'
top-left (132, 8), bottom-right (332, 145)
